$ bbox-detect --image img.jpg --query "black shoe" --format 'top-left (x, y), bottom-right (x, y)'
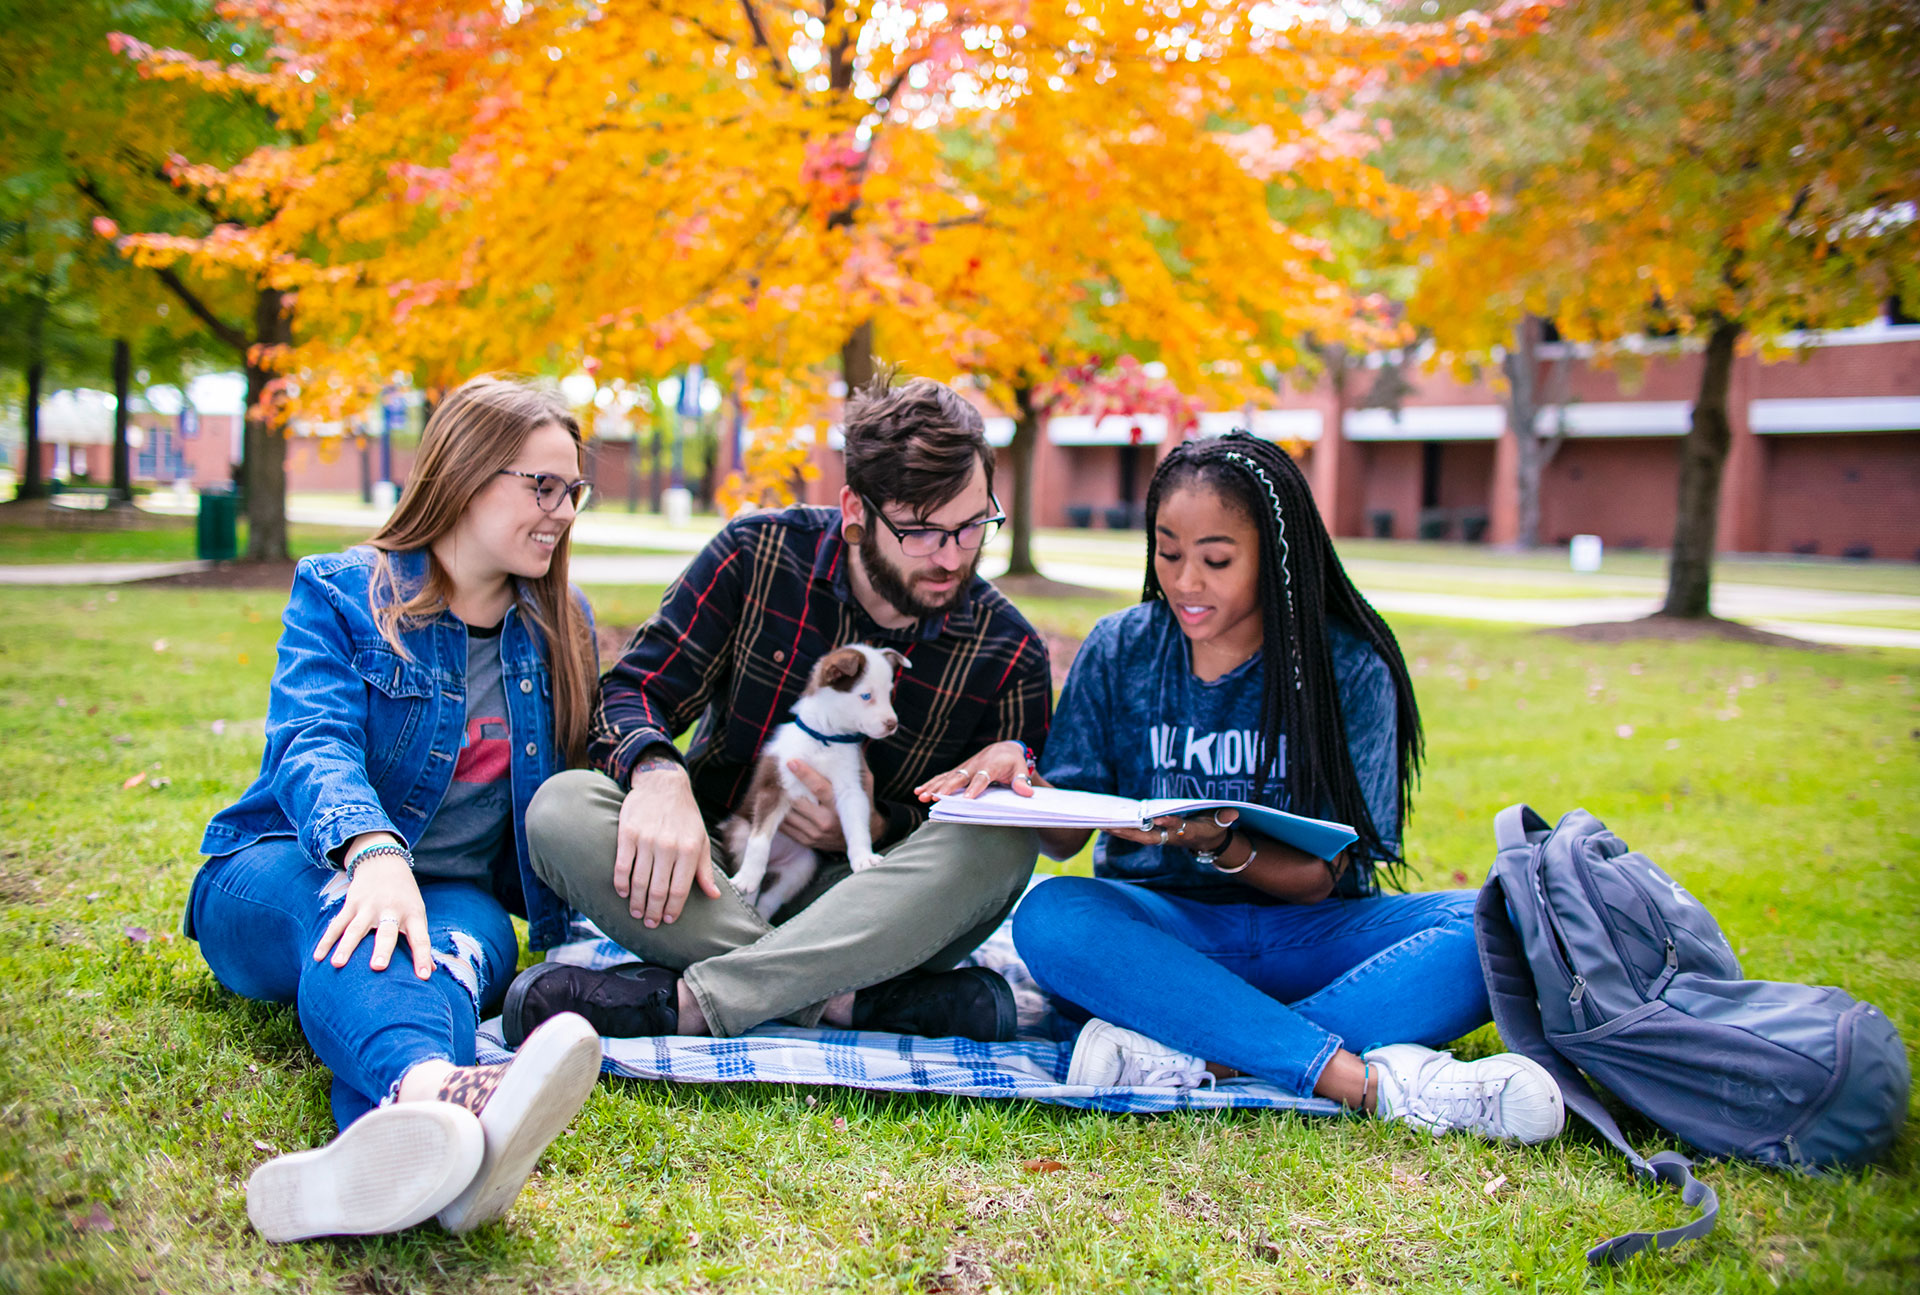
top-left (850, 967), bottom-right (1017, 1042)
top-left (501, 962), bottom-right (678, 1047)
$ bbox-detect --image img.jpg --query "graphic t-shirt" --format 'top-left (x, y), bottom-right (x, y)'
top-left (411, 621), bottom-right (513, 881)
top-left (1040, 600), bottom-right (1399, 899)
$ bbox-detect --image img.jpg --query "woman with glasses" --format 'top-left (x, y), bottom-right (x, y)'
top-left (186, 376), bottom-right (606, 1242)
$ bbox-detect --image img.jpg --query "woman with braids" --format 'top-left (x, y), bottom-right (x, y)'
top-left (917, 431), bottom-right (1563, 1141)
top-left (187, 377), bottom-right (604, 1241)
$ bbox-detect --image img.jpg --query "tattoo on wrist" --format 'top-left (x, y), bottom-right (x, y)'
top-left (632, 752), bottom-right (683, 776)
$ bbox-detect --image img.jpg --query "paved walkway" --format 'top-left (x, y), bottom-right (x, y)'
top-left (11, 501), bottom-right (1920, 650)
top-left (0, 560), bottom-right (211, 585)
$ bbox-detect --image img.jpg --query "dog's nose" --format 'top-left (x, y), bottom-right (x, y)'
top-left (882, 717), bottom-right (898, 735)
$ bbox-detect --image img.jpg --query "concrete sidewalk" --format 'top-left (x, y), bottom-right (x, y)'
top-left (9, 507), bottom-right (1918, 650)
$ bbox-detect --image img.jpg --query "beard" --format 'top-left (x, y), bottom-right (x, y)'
top-left (858, 526), bottom-right (979, 621)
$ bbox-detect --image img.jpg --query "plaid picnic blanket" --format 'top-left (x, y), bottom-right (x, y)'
top-left (474, 880), bottom-right (1343, 1116)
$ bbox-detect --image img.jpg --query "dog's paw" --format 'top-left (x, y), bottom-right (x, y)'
top-left (847, 850), bottom-right (882, 873)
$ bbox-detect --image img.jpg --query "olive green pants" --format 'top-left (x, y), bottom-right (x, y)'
top-left (525, 769), bottom-right (1039, 1037)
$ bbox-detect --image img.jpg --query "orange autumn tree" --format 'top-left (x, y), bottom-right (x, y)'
top-left (883, 5), bottom-right (1539, 575)
top-left (112, 1), bottom-right (1552, 497)
top-left (1402, 0), bottom-right (1920, 614)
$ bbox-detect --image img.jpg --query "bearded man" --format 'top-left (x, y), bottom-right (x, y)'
top-left (512, 374), bottom-right (1051, 1043)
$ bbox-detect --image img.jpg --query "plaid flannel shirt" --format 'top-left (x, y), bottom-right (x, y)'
top-left (591, 506), bottom-right (1053, 844)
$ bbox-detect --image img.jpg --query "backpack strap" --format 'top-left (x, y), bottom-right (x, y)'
top-left (1474, 875), bottom-right (1720, 1266)
top-left (1493, 803), bottom-right (1552, 853)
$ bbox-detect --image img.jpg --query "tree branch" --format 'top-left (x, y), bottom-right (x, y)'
top-left (72, 175), bottom-right (250, 356)
top-left (737, 0), bottom-right (797, 88)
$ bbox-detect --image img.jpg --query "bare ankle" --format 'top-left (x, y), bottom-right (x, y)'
top-left (821, 990), bottom-right (855, 1028)
top-left (676, 981), bottom-right (709, 1036)
top-left (1314, 1049), bottom-right (1374, 1113)
top-left (396, 1058), bottom-right (456, 1104)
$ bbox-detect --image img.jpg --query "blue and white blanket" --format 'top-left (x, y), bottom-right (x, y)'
top-left (476, 883), bottom-right (1342, 1116)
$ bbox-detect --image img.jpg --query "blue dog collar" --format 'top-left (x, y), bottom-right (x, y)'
top-left (793, 717), bottom-right (866, 746)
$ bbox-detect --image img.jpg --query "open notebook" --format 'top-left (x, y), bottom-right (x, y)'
top-left (930, 786), bottom-right (1358, 861)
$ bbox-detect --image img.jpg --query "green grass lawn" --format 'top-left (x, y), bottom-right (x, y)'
top-left (0, 519), bottom-right (372, 565)
top-left (1, 583), bottom-right (1915, 1294)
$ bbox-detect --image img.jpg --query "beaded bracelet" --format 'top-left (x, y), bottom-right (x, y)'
top-left (345, 841), bottom-right (412, 879)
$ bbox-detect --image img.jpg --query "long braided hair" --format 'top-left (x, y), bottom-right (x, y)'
top-left (1142, 431), bottom-right (1423, 884)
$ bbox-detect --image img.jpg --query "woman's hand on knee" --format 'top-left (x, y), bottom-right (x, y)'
top-left (913, 740), bottom-right (1040, 803)
top-left (313, 855), bottom-right (433, 978)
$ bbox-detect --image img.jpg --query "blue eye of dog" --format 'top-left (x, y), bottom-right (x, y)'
top-left (860, 691), bottom-right (872, 700)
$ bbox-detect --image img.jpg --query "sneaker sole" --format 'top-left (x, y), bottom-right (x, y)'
top-left (246, 1103), bottom-right (483, 1243)
top-left (499, 961), bottom-right (575, 1050)
top-left (437, 1012), bottom-right (603, 1233)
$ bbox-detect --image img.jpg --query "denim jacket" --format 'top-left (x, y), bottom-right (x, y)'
top-left (198, 547), bottom-right (585, 950)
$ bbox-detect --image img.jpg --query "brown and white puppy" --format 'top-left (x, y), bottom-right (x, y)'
top-left (721, 644), bottom-right (908, 920)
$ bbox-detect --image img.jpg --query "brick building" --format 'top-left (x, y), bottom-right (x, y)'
top-left (798, 322), bottom-right (1920, 561)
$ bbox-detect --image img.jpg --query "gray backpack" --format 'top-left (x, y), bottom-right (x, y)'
top-left (1476, 805), bottom-right (1909, 1265)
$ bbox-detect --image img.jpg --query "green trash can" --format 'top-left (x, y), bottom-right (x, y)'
top-left (196, 486), bottom-right (238, 562)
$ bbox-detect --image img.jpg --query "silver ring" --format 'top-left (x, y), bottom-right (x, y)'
top-left (1176, 822), bottom-right (1187, 837)
top-left (955, 769), bottom-right (971, 780)
top-left (377, 916), bottom-right (399, 927)
top-left (1014, 773), bottom-right (1032, 784)
top-left (1158, 828), bottom-right (1169, 845)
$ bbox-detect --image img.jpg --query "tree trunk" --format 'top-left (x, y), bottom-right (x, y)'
top-left (243, 288), bottom-right (291, 562)
top-left (110, 337), bottom-right (133, 505)
top-left (840, 321), bottom-right (875, 396)
top-left (1502, 314), bottom-right (1545, 548)
top-left (18, 360), bottom-right (48, 501)
top-left (1661, 318), bottom-right (1742, 618)
top-left (1006, 385), bottom-right (1041, 577)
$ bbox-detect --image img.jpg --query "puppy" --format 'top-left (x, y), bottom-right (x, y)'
top-left (721, 643), bottom-right (908, 920)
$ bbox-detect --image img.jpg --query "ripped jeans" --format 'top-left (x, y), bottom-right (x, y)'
top-left (186, 837), bottom-right (520, 1130)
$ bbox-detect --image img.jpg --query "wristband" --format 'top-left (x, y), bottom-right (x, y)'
top-left (1018, 742), bottom-right (1038, 775)
top-left (345, 841), bottom-right (412, 879)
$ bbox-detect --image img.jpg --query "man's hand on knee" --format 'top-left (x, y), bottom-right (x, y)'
top-left (615, 763), bottom-right (720, 928)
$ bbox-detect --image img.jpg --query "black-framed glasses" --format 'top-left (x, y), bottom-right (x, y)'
top-left (860, 493), bottom-right (1005, 557)
top-left (499, 469), bottom-right (592, 513)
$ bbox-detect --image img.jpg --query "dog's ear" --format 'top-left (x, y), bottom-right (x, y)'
top-left (815, 647), bottom-right (868, 691)
top-left (881, 649), bottom-right (911, 674)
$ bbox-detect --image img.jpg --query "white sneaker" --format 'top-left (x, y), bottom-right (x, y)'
top-left (246, 1102), bottom-right (484, 1243)
top-left (1066, 1019), bottom-right (1214, 1090)
top-left (1364, 1043), bottom-right (1565, 1144)
top-left (436, 1011), bottom-right (603, 1233)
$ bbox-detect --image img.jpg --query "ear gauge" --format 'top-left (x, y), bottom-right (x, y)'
top-left (843, 523), bottom-right (867, 545)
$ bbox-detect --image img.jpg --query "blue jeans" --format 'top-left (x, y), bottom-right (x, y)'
top-left (1012, 877), bottom-right (1490, 1095)
top-left (187, 838), bottom-right (520, 1129)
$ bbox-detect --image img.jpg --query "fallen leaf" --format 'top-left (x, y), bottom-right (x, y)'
top-left (1483, 1174), bottom-right (1508, 1197)
top-left (1022, 1158), bottom-right (1067, 1173)
top-left (111, 734), bottom-right (131, 746)
top-left (1450, 869), bottom-right (1469, 885)
top-left (69, 1202), bottom-right (115, 1233)
top-left (122, 771), bottom-right (147, 790)
top-left (237, 652), bottom-right (250, 666)
top-left (804, 1095), bottom-right (818, 1108)
top-left (1615, 724), bottom-right (1634, 739)
top-left (152, 639), bottom-right (168, 653)
top-left (832, 1116), bottom-right (848, 1132)
top-left (123, 926), bottom-right (150, 943)
top-left (252, 1139), bottom-right (278, 1154)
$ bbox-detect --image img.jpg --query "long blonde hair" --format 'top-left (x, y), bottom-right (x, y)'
top-left (366, 375), bottom-right (596, 766)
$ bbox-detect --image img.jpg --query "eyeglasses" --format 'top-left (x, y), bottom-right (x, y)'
top-left (860, 494), bottom-right (1005, 558)
top-left (499, 469), bottom-right (592, 513)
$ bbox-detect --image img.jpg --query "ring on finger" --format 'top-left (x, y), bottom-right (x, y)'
top-left (377, 914), bottom-right (399, 927)
top-left (956, 769), bottom-right (971, 779)
top-left (1158, 828), bottom-right (1169, 845)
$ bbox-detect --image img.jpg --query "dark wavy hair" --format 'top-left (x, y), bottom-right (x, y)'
top-left (1143, 431), bottom-right (1423, 884)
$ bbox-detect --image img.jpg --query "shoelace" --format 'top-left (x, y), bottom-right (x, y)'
top-left (1400, 1058), bottom-right (1505, 1133)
